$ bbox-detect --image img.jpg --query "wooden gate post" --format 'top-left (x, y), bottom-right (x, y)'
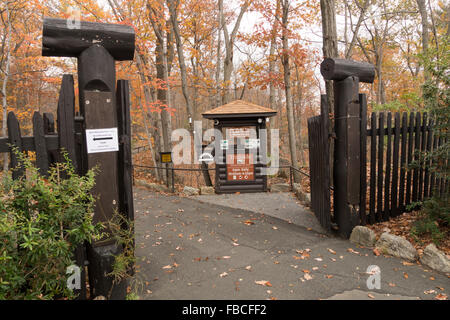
top-left (321, 58), bottom-right (375, 237)
top-left (42, 17), bottom-right (135, 299)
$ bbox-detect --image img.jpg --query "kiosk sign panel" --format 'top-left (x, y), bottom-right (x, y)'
top-left (226, 153), bottom-right (254, 181)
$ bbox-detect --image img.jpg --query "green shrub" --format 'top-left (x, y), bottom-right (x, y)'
top-left (0, 151), bottom-right (103, 299)
top-left (411, 37), bottom-right (450, 244)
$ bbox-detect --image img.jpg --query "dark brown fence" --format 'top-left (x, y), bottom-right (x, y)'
top-left (360, 111), bottom-right (448, 225)
top-left (0, 112), bottom-right (61, 176)
top-left (307, 96), bottom-right (331, 231)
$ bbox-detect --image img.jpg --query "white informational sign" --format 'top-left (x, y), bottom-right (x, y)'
top-left (245, 138), bottom-right (260, 149)
top-left (85, 128), bottom-right (119, 154)
top-left (220, 140), bottom-right (229, 150)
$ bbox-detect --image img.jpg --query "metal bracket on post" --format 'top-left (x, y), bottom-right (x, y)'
top-left (320, 58), bottom-right (375, 238)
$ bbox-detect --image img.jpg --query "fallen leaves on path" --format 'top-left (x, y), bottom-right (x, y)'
top-left (219, 272), bottom-right (228, 278)
top-left (424, 289), bottom-right (436, 294)
top-left (303, 273), bottom-right (313, 280)
top-left (368, 293), bottom-right (375, 299)
top-left (327, 248), bottom-right (336, 255)
top-left (435, 293), bottom-right (448, 300)
top-left (347, 248), bottom-right (360, 254)
top-left (403, 272), bottom-right (409, 279)
top-left (373, 248), bottom-right (381, 256)
top-left (243, 220), bottom-right (254, 225)
top-left (402, 261), bottom-right (415, 266)
top-left (255, 280), bottom-right (272, 287)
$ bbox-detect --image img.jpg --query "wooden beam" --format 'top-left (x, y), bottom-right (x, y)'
top-left (321, 58), bottom-right (375, 83)
top-left (42, 17), bottom-right (135, 61)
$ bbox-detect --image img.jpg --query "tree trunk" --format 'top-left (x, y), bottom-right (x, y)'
top-left (1, 4), bottom-right (12, 172)
top-left (220, 0), bottom-right (249, 105)
top-left (281, 0), bottom-right (300, 183)
top-left (168, 0), bottom-right (194, 130)
top-left (416, 0), bottom-right (429, 80)
top-left (269, 0), bottom-right (281, 111)
top-left (135, 52), bottom-right (161, 180)
top-left (215, 4), bottom-right (222, 108)
top-left (320, 0), bottom-right (338, 108)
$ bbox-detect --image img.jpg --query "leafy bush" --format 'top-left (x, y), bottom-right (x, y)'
top-left (0, 151), bottom-right (103, 299)
top-left (412, 37), bottom-right (450, 243)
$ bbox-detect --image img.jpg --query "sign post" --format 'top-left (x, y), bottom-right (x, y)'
top-left (42, 17), bottom-right (135, 299)
top-left (160, 151), bottom-right (172, 188)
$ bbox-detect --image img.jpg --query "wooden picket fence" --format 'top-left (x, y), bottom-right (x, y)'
top-left (0, 111), bottom-right (64, 177)
top-left (360, 111), bottom-right (448, 225)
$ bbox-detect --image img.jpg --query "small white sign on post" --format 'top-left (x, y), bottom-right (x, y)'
top-left (220, 140), bottom-right (229, 150)
top-left (85, 128), bottom-right (119, 154)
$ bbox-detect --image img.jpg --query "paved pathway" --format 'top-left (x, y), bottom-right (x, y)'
top-left (133, 187), bottom-right (449, 300)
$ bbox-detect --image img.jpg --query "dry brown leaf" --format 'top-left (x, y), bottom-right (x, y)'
top-left (325, 275), bottom-right (333, 279)
top-left (389, 283), bottom-right (396, 287)
top-left (424, 289), bottom-right (436, 295)
top-left (255, 280), bottom-right (272, 287)
top-left (304, 274), bottom-right (313, 280)
top-left (302, 269), bottom-right (310, 273)
top-left (243, 220), bottom-right (254, 225)
top-left (373, 248), bottom-right (381, 256)
top-left (327, 248), bottom-right (336, 254)
top-left (368, 293), bottom-right (375, 299)
top-left (435, 293), bottom-right (448, 300)
top-left (429, 276), bottom-right (435, 280)
top-left (162, 265), bottom-right (172, 269)
top-left (219, 272), bottom-right (228, 278)
top-left (402, 261), bottom-right (414, 266)
top-left (403, 272), bottom-right (409, 279)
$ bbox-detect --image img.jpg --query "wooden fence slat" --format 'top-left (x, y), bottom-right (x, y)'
top-left (391, 113), bottom-right (401, 216)
top-left (423, 119), bottom-right (433, 199)
top-left (405, 112), bottom-right (414, 206)
top-left (412, 112), bottom-right (421, 203)
top-left (377, 112), bottom-right (384, 221)
top-left (57, 74), bottom-right (77, 169)
top-left (116, 79), bottom-right (135, 223)
top-left (418, 113), bottom-right (427, 200)
top-left (430, 133), bottom-right (438, 196)
top-left (384, 112), bottom-right (392, 219)
top-left (32, 112), bottom-right (49, 176)
top-left (7, 112), bottom-right (24, 180)
top-left (399, 112), bottom-right (408, 211)
top-left (438, 136), bottom-right (444, 196)
top-left (369, 112), bottom-right (377, 224)
top-left (359, 94), bottom-right (367, 225)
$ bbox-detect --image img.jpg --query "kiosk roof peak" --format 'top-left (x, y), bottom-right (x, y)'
top-left (202, 100), bottom-right (277, 119)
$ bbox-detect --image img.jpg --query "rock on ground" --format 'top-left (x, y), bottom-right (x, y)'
top-left (350, 226), bottom-right (376, 247)
top-left (270, 183), bottom-right (291, 193)
top-left (376, 233), bottom-right (418, 261)
top-left (292, 183), bottom-right (311, 205)
top-left (200, 186), bottom-right (215, 195)
top-left (420, 243), bottom-right (450, 274)
top-left (135, 180), bottom-right (169, 193)
top-left (183, 186), bottom-right (200, 196)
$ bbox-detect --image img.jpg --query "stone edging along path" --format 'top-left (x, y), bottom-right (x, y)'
top-left (350, 226), bottom-right (450, 274)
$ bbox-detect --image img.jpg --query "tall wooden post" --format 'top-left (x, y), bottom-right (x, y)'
top-left (321, 58), bottom-right (375, 237)
top-left (42, 17), bottom-right (135, 299)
